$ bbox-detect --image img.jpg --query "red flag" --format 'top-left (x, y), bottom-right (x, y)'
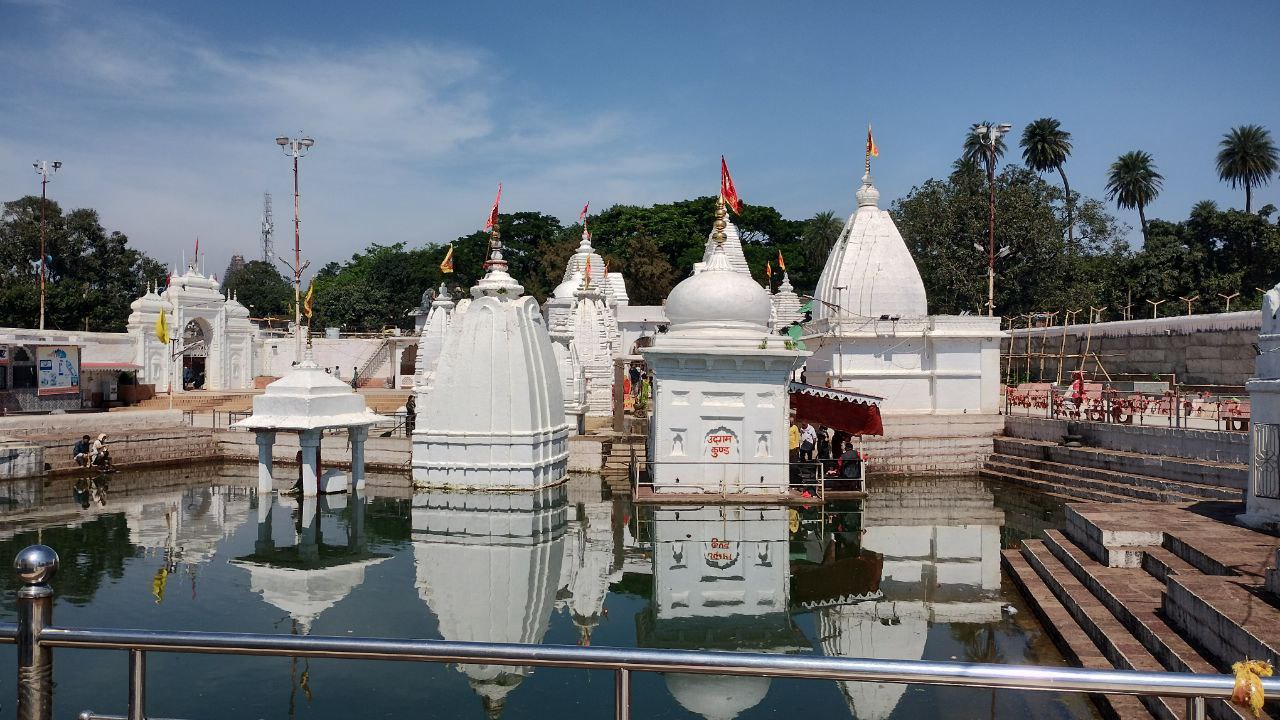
top-left (720, 156), bottom-right (743, 214)
top-left (866, 124), bottom-right (879, 158)
top-left (579, 201), bottom-right (589, 221)
top-left (484, 183), bottom-right (502, 231)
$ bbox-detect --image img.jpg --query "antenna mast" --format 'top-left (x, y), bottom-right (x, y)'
top-left (260, 192), bottom-right (274, 262)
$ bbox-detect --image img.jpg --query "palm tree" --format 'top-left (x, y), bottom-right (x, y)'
top-left (1105, 150), bottom-right (1163, 242)
top-left (1021, 118), bottom-right (1075, 244)
top-left (962, 121), bottom-right (1007, 167)
top-left (1216, 124), bottom-right (1279, 213)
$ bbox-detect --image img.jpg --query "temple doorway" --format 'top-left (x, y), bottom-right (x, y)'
top-left (183, 320), bottom-right (209, 390)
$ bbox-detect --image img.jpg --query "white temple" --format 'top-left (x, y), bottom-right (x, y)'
top-left (770, 273), bottom-right (804, 330)
top-left (412, 487), bottom-right (567, 718)
top-left (126, 264), bottom-right (255, 392)
top-left (412, 228), bottom-right (570, 490)
top-left (804, 170), bottom-right (1002, 414)
top-left (693, 215), bottom-right (751, 276)
top-left (411, 284), bottom-right (456, 395)
top-left (642, 200), bottom-right (807, 494)
top-left (637, 505), bottom-right (807, 720)
top-left (1240, 283), bottom-right (1280, 530)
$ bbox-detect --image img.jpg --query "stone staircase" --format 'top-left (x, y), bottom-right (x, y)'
top-left (1004, 503), bottom-right (1280, 720)
top-left (982, 436), bottom-right (1245, 504)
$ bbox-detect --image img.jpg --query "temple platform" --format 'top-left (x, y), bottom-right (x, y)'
top-left (1003, 500), bottom-right (1280, 720)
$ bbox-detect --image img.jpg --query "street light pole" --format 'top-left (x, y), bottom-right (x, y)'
top-left (972, 123), bottom-right (1012, 317)
top-left (33, 160), bottom-right (61, 330)
top-left (275, 135), bottom-right (314, 360)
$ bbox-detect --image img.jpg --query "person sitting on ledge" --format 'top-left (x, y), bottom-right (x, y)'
top-left (73, 435), bottom-right (91, 467)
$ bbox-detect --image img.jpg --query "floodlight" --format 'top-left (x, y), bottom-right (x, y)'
top-left (276, 136), bottom-right (289, 146)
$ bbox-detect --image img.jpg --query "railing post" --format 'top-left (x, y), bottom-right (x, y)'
top-left (614, 668), bottom-right (631, 720)
top-left (15, 545), bottom-right (59, 720)
top-left (127, 649), bottom-right (146, 720)
top-left (1186, 696), bottom-right (1205, 720)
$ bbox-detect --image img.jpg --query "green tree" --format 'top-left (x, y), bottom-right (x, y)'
top-left (222, 260), bottom-right (292, 318)
top-left (799, 210), bottom-right (844, 279)
top-left (1216, 124), bottom-right (1279, 213)
top-left (1105, 150), bottom-right (1163, 242)
top-left (892, 165), bottom-right (1130, 316)
top-left (0, 196), bottom-right (164, 331)
top-left (1020, 118), bottom-right (1075, 245)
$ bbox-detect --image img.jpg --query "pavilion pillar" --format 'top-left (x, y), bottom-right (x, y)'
top-left (349, 426), bottom-right (368, 490)
top-left (254, 431), bottom-right (276, 493)
top-left (298, 496), bottom-right (319, 564)
top-left (299, 429), bottom-right (321, 497)
top-left (255, 492), bottom-right (274, 554)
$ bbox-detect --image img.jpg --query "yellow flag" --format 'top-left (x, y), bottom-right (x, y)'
top-left (303, 281), bottom-right (315, 319)
top-left (440, 245), bottom-right (454, 274)
top-left (154, 309), bottom-right (170, 344)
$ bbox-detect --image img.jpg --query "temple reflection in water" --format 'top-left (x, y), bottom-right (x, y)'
top-left (0, 468), bottom-right (1034, 719)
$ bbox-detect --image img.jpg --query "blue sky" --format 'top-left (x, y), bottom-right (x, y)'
top-left (2, 0), bottom-right (1278, 281)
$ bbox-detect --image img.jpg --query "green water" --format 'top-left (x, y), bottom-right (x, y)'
top-left (0, 465), bottom-right (1097, 719)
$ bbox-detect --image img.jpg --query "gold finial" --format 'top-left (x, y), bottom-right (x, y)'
top-left (713, 195), bottom-right (727, 246)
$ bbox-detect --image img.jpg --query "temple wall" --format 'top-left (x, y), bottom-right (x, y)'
top-left (1004, 311), bottom-right (1259, 386)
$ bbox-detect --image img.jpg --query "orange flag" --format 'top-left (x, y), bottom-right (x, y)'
top-left (483, 183), bottom-right (502, 231)
top-left (720, 156), bottom-right (743, 214)
top-left (777, 250), bottom-right (786, 272)
top-left (866, 124), bottom-right (879, 159)
top-left (439, 245), bottom-right (454, 274)
top-left (765, 261), bottom-right (773, 280)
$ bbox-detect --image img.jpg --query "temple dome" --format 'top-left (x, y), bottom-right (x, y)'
top-left (224, 293), bottom-right (250, 319)
top-left (665, 246), bottom-right (771, 331)
top-left (813, 172), bottom-right (927, 320)
top-left (129, 282), bottom-right (171, 317)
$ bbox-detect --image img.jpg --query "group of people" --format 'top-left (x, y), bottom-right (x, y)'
top-left (788, 415), bottom-right (865, 483)
top-left (72, 433), bottom-right (113, 470)
top-left (623, 363), bottom-right (652, 411)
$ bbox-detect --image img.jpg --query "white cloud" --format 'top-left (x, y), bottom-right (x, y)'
top-left (0, 4), bottom-right (684, 277)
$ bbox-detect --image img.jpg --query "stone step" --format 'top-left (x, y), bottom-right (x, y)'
top-left (1042, 531), bottom-right (1249, 720)
top-left (984, 458), bottom-right (1203, 503)
top-left (994, 436), bottom-right (1246, 490)
top-left (988, 452), bottom-right (1241, 501)
top-left (1164, 574), bottom-right (1280, 674)
top-left (1002, 550), bottom-right (1159, 720)
top-left (981, 468), bottom-right (1141, 504)
top-left (1020, 540), bottom-right (1184, 720)
top-left (1142, 547), bottom-right (1203, 584)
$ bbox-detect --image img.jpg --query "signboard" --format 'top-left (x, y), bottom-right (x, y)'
top-left (0, 345), bottom-right (8, 366)
top-left (37, 346), bottom-right (80, 396)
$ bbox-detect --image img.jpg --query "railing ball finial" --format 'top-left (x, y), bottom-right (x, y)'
top-left (14, 545), bottom-right (59, 595)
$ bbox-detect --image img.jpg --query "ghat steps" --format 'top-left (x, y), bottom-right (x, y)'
top-left (982, 436), bottom-right (1244, 504)
top-left (1004, 502), bottom-right (1280, 720)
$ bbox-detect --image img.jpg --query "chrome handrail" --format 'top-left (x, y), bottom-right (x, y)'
top-left (9, 545), bottom-right (1268, 720)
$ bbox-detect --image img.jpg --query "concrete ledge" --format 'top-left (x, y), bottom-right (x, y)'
top-left (0, 437), bottom-right (43, 479)
top-left (0, 410), bottom-right (188, 438)
top-left (1004, 416), bottom-right (1248, 465)
top-left (568, 435), bottom-right (604, 472)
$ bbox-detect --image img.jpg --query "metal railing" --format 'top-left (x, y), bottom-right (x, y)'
top-left (8, 544), bottom-right (1275, 720)
top-left (1004, 385), bottom-right (1252, 432)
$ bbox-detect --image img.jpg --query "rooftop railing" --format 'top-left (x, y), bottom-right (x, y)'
top-left (1004, 384), bottom-right (1251, 432)
top-left (8, 544), bottom-right (1274, 720)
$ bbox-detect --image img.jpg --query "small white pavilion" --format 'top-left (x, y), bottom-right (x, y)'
top-left (642, 199), bottom-right (807, 494)
top-left (233, 351), bottom-right (385, 497)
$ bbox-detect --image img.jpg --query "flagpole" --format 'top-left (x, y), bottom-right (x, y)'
top-left (866, 123), bottom-right (872, 176)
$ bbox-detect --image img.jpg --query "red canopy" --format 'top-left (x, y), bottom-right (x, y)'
top-left (788, 382), bottom-right (884, 436)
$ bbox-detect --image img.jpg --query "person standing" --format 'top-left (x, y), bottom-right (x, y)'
top-left (405, 393), bottom-right (417, 435)
top-left (799, 422), bottom-right (817, 462)
top-left (629, 363), bottom-right (642, 395)
top-left (816, 426), bottom-right (831, 460)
